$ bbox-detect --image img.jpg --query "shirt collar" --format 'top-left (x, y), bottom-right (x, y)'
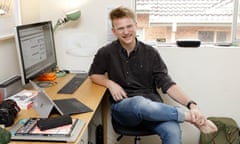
top-left (117, 38), bottom-right (139, 56)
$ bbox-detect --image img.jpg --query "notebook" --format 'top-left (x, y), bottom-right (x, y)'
top-left (30, 80), bottom-right (92, 118)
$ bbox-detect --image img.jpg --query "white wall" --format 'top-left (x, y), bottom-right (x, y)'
top-left (0, 38), bottom-right (20, 81)
top-left (20, 0), bottom-right (40, 24)
top-left (159, 46), bottom-right (240, 121)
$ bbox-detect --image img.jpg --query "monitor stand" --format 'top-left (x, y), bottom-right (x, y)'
top-left (23, 81), bottom-right (55, 89)
top-left (36, 81), bottom-right (56, 88)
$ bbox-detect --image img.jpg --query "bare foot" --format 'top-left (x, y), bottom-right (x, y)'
top-left (199, 120), bottom-right (218, 134)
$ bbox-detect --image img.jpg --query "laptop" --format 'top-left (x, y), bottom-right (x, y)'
top-left (10, 118), bottom-right (85, 142)
top-left (30, 80), bottom-right (92, 118)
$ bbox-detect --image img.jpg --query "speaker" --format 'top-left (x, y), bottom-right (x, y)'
top-left (176, 39), bottom-right (201, 47)
top-left (0, 76), bottom-right (23, 100)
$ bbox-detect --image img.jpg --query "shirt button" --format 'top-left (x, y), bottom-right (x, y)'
top-left (127, 82), bottom-right (130, 85)
top-left (126, 71), bottom-right (129, 74)
top-left (126, 61), bottom-right (128, 63)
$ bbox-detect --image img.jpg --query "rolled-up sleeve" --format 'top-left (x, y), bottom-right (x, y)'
top-left (89, 48), bottom-right (108, 75)
top-left (153, 52), bottom-right (176, 93)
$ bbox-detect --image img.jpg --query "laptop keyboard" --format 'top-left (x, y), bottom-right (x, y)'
top-left (57, 73), bottom-right (88, 94)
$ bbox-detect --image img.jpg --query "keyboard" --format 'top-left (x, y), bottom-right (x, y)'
top-left (57, 73), bottom-right (88, 94)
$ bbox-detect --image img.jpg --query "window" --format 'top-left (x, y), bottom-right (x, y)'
top-left (216, 31), bottom-right (227, 42)
top-left (135, 0), bottom-right (237, 45)
top-left (198, 31), bottom-right (214, 42)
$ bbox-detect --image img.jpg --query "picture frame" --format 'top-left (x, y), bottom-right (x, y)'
top-left (0, 0), bottom-right (21, 40)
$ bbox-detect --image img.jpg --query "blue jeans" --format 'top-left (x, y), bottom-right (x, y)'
top-left (111, 96), bottom-right (185, 144)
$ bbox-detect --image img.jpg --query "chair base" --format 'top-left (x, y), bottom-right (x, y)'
top-left (112, 118), bottom-right (155, 144)
top-left (134, 136), bottom-right (141, 144)
top-left (117, 134), bottom-right (141, 144)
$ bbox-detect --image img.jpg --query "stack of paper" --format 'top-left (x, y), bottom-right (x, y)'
top-left (7, 90), bottom-right (38, 109)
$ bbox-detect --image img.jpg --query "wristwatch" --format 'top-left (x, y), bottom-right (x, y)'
top-left (187, 100), bottom-right (197, 109)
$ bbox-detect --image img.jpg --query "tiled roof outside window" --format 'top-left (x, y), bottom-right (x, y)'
top-left (136, 0), bottom-right (233, 23)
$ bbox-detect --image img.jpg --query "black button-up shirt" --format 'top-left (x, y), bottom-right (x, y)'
top-left (89, 39), bottom-right (176, 102)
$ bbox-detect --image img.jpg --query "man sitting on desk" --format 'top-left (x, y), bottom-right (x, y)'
top-left (88, 6), bottom-right (217, 143)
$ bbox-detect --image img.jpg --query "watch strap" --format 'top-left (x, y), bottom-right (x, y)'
top-left (187, 100), bottom-right (197, 109)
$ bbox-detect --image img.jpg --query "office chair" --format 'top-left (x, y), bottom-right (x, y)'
top-left (112, 118), bottom-right (155, 144)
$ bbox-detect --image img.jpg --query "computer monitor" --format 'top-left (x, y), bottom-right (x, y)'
top-left (15, 21), bottom-right (57, 86)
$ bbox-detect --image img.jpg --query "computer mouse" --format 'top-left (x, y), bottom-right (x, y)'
top-left (62, 69), bottom-right (70, 74)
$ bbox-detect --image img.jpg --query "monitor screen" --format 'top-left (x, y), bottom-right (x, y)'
top-left (15, 21), bottom-right (57, 85)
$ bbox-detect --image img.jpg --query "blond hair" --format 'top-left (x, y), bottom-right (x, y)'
top-left (109, 6), bottom-right (136, 25)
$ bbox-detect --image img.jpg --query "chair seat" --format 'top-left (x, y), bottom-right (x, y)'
top-left (112, 118), bottom-right (155, 136)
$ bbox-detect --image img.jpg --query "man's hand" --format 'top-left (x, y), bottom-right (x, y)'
top-left (108, 80), bottom-right (127, 101)
top-left (189, 105), bottom-right (206, 126)
top-left (89, 74), bottom-right (127, 102)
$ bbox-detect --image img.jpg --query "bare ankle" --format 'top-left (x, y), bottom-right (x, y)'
top-left (184, 111), bottom-right (192, 122)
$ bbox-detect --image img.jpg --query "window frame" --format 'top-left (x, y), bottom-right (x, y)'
top-left (232, 0), bottom-right (239, 43)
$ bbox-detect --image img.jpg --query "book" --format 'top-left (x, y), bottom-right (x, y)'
top-left (7, 89), bottom-right (38, 109)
